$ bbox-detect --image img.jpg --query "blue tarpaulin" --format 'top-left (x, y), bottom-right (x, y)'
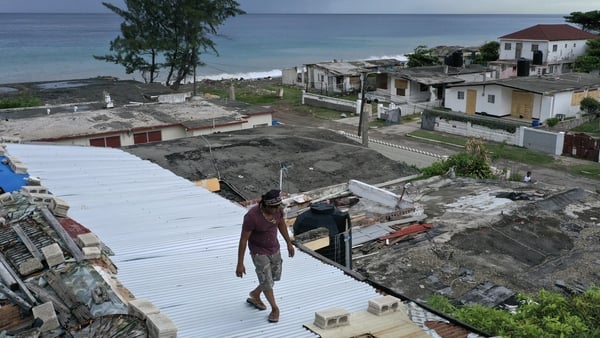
top-left (0, 156), bottom-right (29, 193)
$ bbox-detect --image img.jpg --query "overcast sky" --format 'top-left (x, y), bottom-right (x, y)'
top-left (0, 0), bottom-right (597, 14)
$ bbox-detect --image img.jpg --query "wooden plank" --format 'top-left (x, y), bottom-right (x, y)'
top-left (44, 270), bottom-right (92, 323)
top-left (40, 207), bottom-right (84, 262)
top-left (12, 224), bottom-right (44, 262)
top-left (0, 252), bottom-right (37, 305)
top-left (0, 283), bottom-right (32, 311)
top-left (26, 282), bottom-right (71, 325)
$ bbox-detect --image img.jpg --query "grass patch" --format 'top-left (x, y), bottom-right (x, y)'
top-left (0, 95), bottom-right (42, 109)
top-left (571, 119), bottom-right (600, 138)
top-left (569, 163), bottom-right (600, 180)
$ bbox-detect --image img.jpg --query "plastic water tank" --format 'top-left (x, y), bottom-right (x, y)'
top-left (517, 58), bottom-right (530, 76)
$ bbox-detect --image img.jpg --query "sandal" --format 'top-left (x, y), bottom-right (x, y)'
top-left (268, 311), bottom-right (279, 323)
top-left (246, 297), bottom-right (267, 311)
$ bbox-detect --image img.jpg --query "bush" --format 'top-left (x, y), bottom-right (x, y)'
top-left (0, 95), bottom-right (42, 109)
top-left (546, 117), bottom-right (559, 127)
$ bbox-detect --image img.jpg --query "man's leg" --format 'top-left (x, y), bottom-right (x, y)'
top-left (263, 288), bottom-right (279, 322)
top-left (249, 285), bottom-right (262, 301)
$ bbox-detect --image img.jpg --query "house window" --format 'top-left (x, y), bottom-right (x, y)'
top-left (504, 43), bottom-right (511, 50)
top-left (488, 94), bottom-right (495, 103)
top-left (573, 43), bottom-right (576, 47)
top-left (531, 44), bottom-right (539, 51)
top-left (420, 84), bottom-right (428, 92)
top-left (457, 91), bottom-right (465, 100)
top-left (552, 44), bottom-right (558, 52)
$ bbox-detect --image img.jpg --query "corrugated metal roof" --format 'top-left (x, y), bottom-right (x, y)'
top-left (6, 143), bottom-right (383, 338)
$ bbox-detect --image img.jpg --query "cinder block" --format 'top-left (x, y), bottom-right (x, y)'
top-left (18, 257), bottom-right (43, 275)
top-left (82, 246), bottom-right (101, 260)
top-left (0, 192), bottom-right (15, 206)
top-left (20, 185), bottom-right (49, 195)
top-left (367, 295), bottom-right (400, 316)
top-left (314, 308), bottom-right (350, 329)
top-left (128, 299), bottom-right (160, 319)
top-left (50, 197), bottom-right (69, 218)
top-left (32, 302), bottom-right (59, 332)
top-left (41, 243), bottom-right (65, 267)
top-left (77, 232), bottom-right (100, 248)
top-left (27, 193), bottom-right (54, 206)
top-left (146, 312), bottom-right (177, 338)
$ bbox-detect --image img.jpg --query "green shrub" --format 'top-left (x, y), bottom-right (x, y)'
top-left (546, 117), bottom-right (559, 127)
top-left (0, 95), bottom-right (42, 109)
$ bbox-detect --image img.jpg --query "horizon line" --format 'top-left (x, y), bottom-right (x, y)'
top-left (0, 11), bottom-right (568, 15)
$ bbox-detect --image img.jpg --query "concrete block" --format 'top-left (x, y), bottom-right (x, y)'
top-left (77, 232), bottom-right (100, 248)
top-left (349, 179), bottom-right (400, 208)
top-left (0, 192), bottom-right (15, 206)
top-left (367, 295), bottom-right (400, 316)
top-left (50, 197), bottom-right (69, 217)
top-left (32, 302), bottom-right (60, 332)
top-left (27, 193), bottom-right (54, 207)
top-left (18, 257), bottom-right (43, 275)
top-left (20, 185), bottom-right (49, 195)
top-left (82, 246), bottom-right (101, 260)
top-left (314, 308), bottom-right (350, 329)
top-left (41, 243), bottom-right (65, 267)
top-left (146, 312), bottom-right (177, 338)
top-left (128, 299), bottom-right (160, 319)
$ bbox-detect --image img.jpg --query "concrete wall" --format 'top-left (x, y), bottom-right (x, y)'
top-left (158, 92), bottom-right (191, 104)
top-left (523, 127), bottom-right (565, 155)
top-left (434, 118), bottom-right (521, 145)
top-left (302, 92), bottom-right (357, 113)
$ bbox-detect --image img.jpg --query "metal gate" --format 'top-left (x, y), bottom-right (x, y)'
top-left (563, 133), bottom-right (600, 162)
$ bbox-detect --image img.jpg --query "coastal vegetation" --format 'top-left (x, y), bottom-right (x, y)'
top-left (95, 0), bottom-right (245, 89)
top-left (0, 94), bottom-right (41, 109)
top-left (566, 10), bottom-right (600, 72)
top-left (427, 288), bottom-right (600, 338)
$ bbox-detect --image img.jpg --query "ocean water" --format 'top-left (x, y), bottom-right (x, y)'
top-left (0, 13), bottom-right (566, 84)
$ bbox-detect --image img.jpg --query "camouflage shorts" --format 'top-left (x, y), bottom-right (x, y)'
top-left (251, 251), bottom-right (282, 291)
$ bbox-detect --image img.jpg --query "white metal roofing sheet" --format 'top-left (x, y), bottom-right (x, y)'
top-left (6, 143), bottom-right (381, 338)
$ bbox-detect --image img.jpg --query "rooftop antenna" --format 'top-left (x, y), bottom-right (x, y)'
top-left (279, 162), bottom-right (291, 191)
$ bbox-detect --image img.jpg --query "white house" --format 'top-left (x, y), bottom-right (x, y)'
top-left (365, 65), bottom-right (492, 105)
top-left (304, 59), bottom-right (407, 94)
top-left (490, 24), bottom-right (597, 79)
top-left (444, 73), bottom-right (600, 123)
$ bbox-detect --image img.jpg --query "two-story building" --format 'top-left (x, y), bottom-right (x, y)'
top-left (489, 24), bottom-right (597, 79)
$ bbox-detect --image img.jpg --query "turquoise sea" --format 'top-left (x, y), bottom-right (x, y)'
top-left (0, 13), bottom-right (566, 84)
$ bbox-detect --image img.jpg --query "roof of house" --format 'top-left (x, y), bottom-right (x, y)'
top-left (306, 59), bottom-right (407, 76)
top-left (4, 143), bottom-right (476, 338)
top-left (499, 24), bottom-right (597, 41)
top-left (447, 72), bottom-right (600, 94)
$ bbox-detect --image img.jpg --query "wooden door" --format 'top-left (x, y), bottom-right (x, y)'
top-left (511, 91), bottom-right (533, 119)
top-left (466, 89), bottom-right (477, 114)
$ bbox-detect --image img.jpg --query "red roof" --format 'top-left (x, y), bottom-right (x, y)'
top-left (499, 24), bottom-right (597, 41)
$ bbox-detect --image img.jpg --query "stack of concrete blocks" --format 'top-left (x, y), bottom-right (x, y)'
top-left (76, 232), bottom-right (102, 260)
top-left (50, 197), bottom-right (69, 218)
top-left (314, 307), bottom-right (350, 329)
top-left (31, 302), bottom-right (60, 333)
top-left (41, 243), bottom-right (65, 268)
top-left (7, 155), bottom-right (27, 174)
top-left (128, 299), bottom-right (178, 338)
top-left (367, 295), bottom-right (401, 316)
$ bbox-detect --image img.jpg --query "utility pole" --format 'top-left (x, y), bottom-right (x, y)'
top-left (357, 72), bottom-right (369, 146)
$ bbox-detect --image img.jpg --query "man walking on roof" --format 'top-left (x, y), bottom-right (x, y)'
top-left (236, 189), bottom-right (295, 323)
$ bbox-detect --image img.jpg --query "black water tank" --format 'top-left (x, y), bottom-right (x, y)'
top-left (444, 50), bottom-right (463, 67)
top-left (517, 58), bottom-right (530, 76)
top-left (293, 202), bottom-right (349, 266)
top-left (451, 50), bottom-right (463, 67)
top-left (532, 50), bottom-right (543, 65)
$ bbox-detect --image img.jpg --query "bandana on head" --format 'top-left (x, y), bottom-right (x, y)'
top-left (262, 189), bottom-right (282, 206)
